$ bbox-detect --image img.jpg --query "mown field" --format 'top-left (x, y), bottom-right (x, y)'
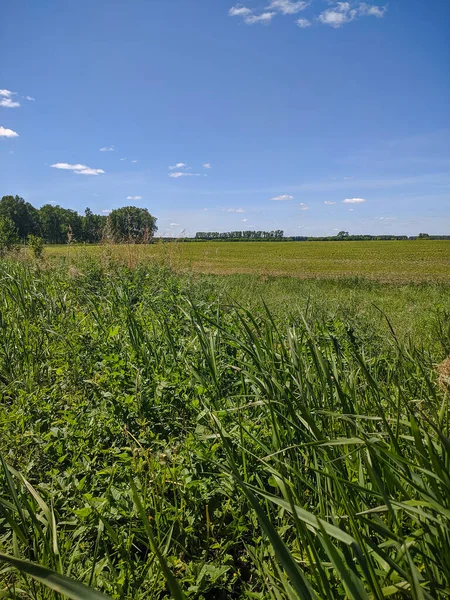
top-left (0, 247), bottom-right (450, 599)
top-left (45, 239), bottom-right (450, 282)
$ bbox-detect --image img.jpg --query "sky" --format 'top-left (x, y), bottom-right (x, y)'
top-left (1, 0), bottom-right (449, 237)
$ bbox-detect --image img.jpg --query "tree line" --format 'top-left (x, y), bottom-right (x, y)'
top-left (194, 230), bottom-right (450, 241)
top-left (0, 195), bottom-right (158, 244)
top-left (195, 230), bottom-right (284, 240)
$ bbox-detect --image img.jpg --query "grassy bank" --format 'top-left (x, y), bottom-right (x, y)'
top-left (0, 258), bottom-right (449, 598)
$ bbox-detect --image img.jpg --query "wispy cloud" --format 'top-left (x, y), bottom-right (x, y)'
top-left (23, 95), bottom-right (35, 101)
top-left (324, 201), bottom-right (336, 205)
top-left (120, 157), bottom-right (127, 161)
top-left (229, 5), bottom-right (275, 24)
top-left (131, 159), bottom-right (138, 163)
top-left (343, 197), bottom-right (366, 204)
top-left (99, 146), bottom-right (115, 152)
top-left (0, 97), bottom-right (20, 108)
top-left (170, 222), bottom-right (180, 226)
top-left (318, 2), bottom-right (387, 28)
top-left (229, 5), bottom-right (252, 17)
top-left (225, 208), bottom-right (245, 212)
top-left (300, 203), bottom-right (309, 210)
top-left (0, 90), bottom-right (16, 98)
top-left (51, 162), bottom-right (105, 176)
top-left (358, 3), bottom-right (387, 18)
top-left (168, 172), bottom-right (201, 178)
top-left (268, 0), bottom-right (308, 15)
top-left (127, 195), bottom-right (142, 200)
top-left (169, 162), bottom-right (187, 169)
top-left (102, 209), bottom-right (111, 215)
top-left (229, 1), bottom-right (386, 29)
top-left (203, 162), bottom-right (212, 169)
top-left (271, 194), bottom-right (294, 201)
top-left (241, 218), bottom-right (248, 222)
top-left (0, 126), bottom-right (19, 138)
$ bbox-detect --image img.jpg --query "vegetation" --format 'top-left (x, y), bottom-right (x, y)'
top-left (0, 216), bottom-right (19, 257)
top-left (43, 239), bottom-right (450, 283)
top-left (0, 251), bottom-right (449, 598)
top-left (0, 196), bottom-right (157, 245)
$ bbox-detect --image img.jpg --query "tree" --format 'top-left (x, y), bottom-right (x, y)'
top-left (106, 206), bottom-right (157, 243)
top-left (0, 195), bottom-right (40, 240)
top-left (0, 216), bottom-right (19, 256)
top-left (418, 232), bottom-right (429, 239)
top-left (38, 204), bottom-right (83, 244)
top-left (336, 231), bottom-right (349, 240)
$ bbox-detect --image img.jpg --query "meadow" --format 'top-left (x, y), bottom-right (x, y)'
top-left (0, 243), bottom-right (450, 599)
top-left (45, 240), bottom-right (450, 282)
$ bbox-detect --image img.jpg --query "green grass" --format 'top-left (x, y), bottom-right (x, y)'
top-left (0, 256), bottom-right (449, 598)
top-left (42, 239), bottom-right (450, 282)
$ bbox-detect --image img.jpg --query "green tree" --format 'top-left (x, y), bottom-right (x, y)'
top-left (0, 216), bottom-right (19, 256)
top-left (0, 195), bottom-right (40, 240)
top-left (38, 204), bottom-right (82, 244)
top-left (106, 206), bottom-right (157, 243)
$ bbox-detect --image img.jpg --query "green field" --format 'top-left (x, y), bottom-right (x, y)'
top-left (45, 239), bottom-right (450, 282)
top-left (1, 248), bottom-right (450, 598)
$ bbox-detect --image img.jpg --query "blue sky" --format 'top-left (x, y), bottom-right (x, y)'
top-left (1, 0), bottom-right (449, 237)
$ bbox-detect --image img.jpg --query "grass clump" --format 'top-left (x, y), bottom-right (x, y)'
top-left (0, 258), bottom-right (449, 599)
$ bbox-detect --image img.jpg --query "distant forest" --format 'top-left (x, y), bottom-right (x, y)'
top-left (193, 231), bottom-right (450, 241)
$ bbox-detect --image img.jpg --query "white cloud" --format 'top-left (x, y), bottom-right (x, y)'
top-left (318, 2), bottom-right (387, 28)
top-left (225, 208), bottom-right (245, 213)
top-left (245, 11), bottom-right (275, 23)
top-left (318, 5), bottom-right (355, 27)
top-left (297, 18), bottom-right (312, 27)
top-left (131, 160), bottom-right (138, 163)
top-left (120, 157), bottom-right (127, 161)
top-left (99, 146), bottom-right (115, 152)
top-left (349, 208), bottom-right (355, 211)
top-left (229, 5), bottom-right (252, 17)
top-left (241, 218), bottom-right (248, 222)
top-left (267, 0), bottom-right (308, 15)
top-left (268, 0), bottom-right (308, 14)
top-left (203, 162), bottom-right (212, 169)
top-left (24, 96), bottom-right (35, 101)
top-left (50, 162), bottom-right (105, 175)
top-left (169, 162), bottom-right (187, 169)
top-left (127, 195), bottom-right (142, 200)
top-left (102, 209), bottom-right (111, 215)
top-left (358, 3), bottom-right (387, 17)
top-left (343, 197), bottom-right (366, 203)
top-left (168, 171), bottom-right (201, 178)
top-left (0, 90), bottom-right (15, 98)
top-left (0, 126), bottom-right (19, 138)
top-left (300, 203), bottom-right (309, 210)
top-left (229, 4), bottom-right (275, 24)
top-left (271, 194), bottom-right (294, 201)
top-left (170, 222), bottom-right (180, 226)
top-left (324, 201), bottom-right (336, 205)
top-left (0, 98), bottom-right (20, 108)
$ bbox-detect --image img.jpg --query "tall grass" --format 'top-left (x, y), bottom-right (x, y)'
top-left (0, 258), bottom-right (449, 598)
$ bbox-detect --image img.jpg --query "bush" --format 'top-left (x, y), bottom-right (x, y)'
top-left (27, 234), bottom-right (45, 259)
